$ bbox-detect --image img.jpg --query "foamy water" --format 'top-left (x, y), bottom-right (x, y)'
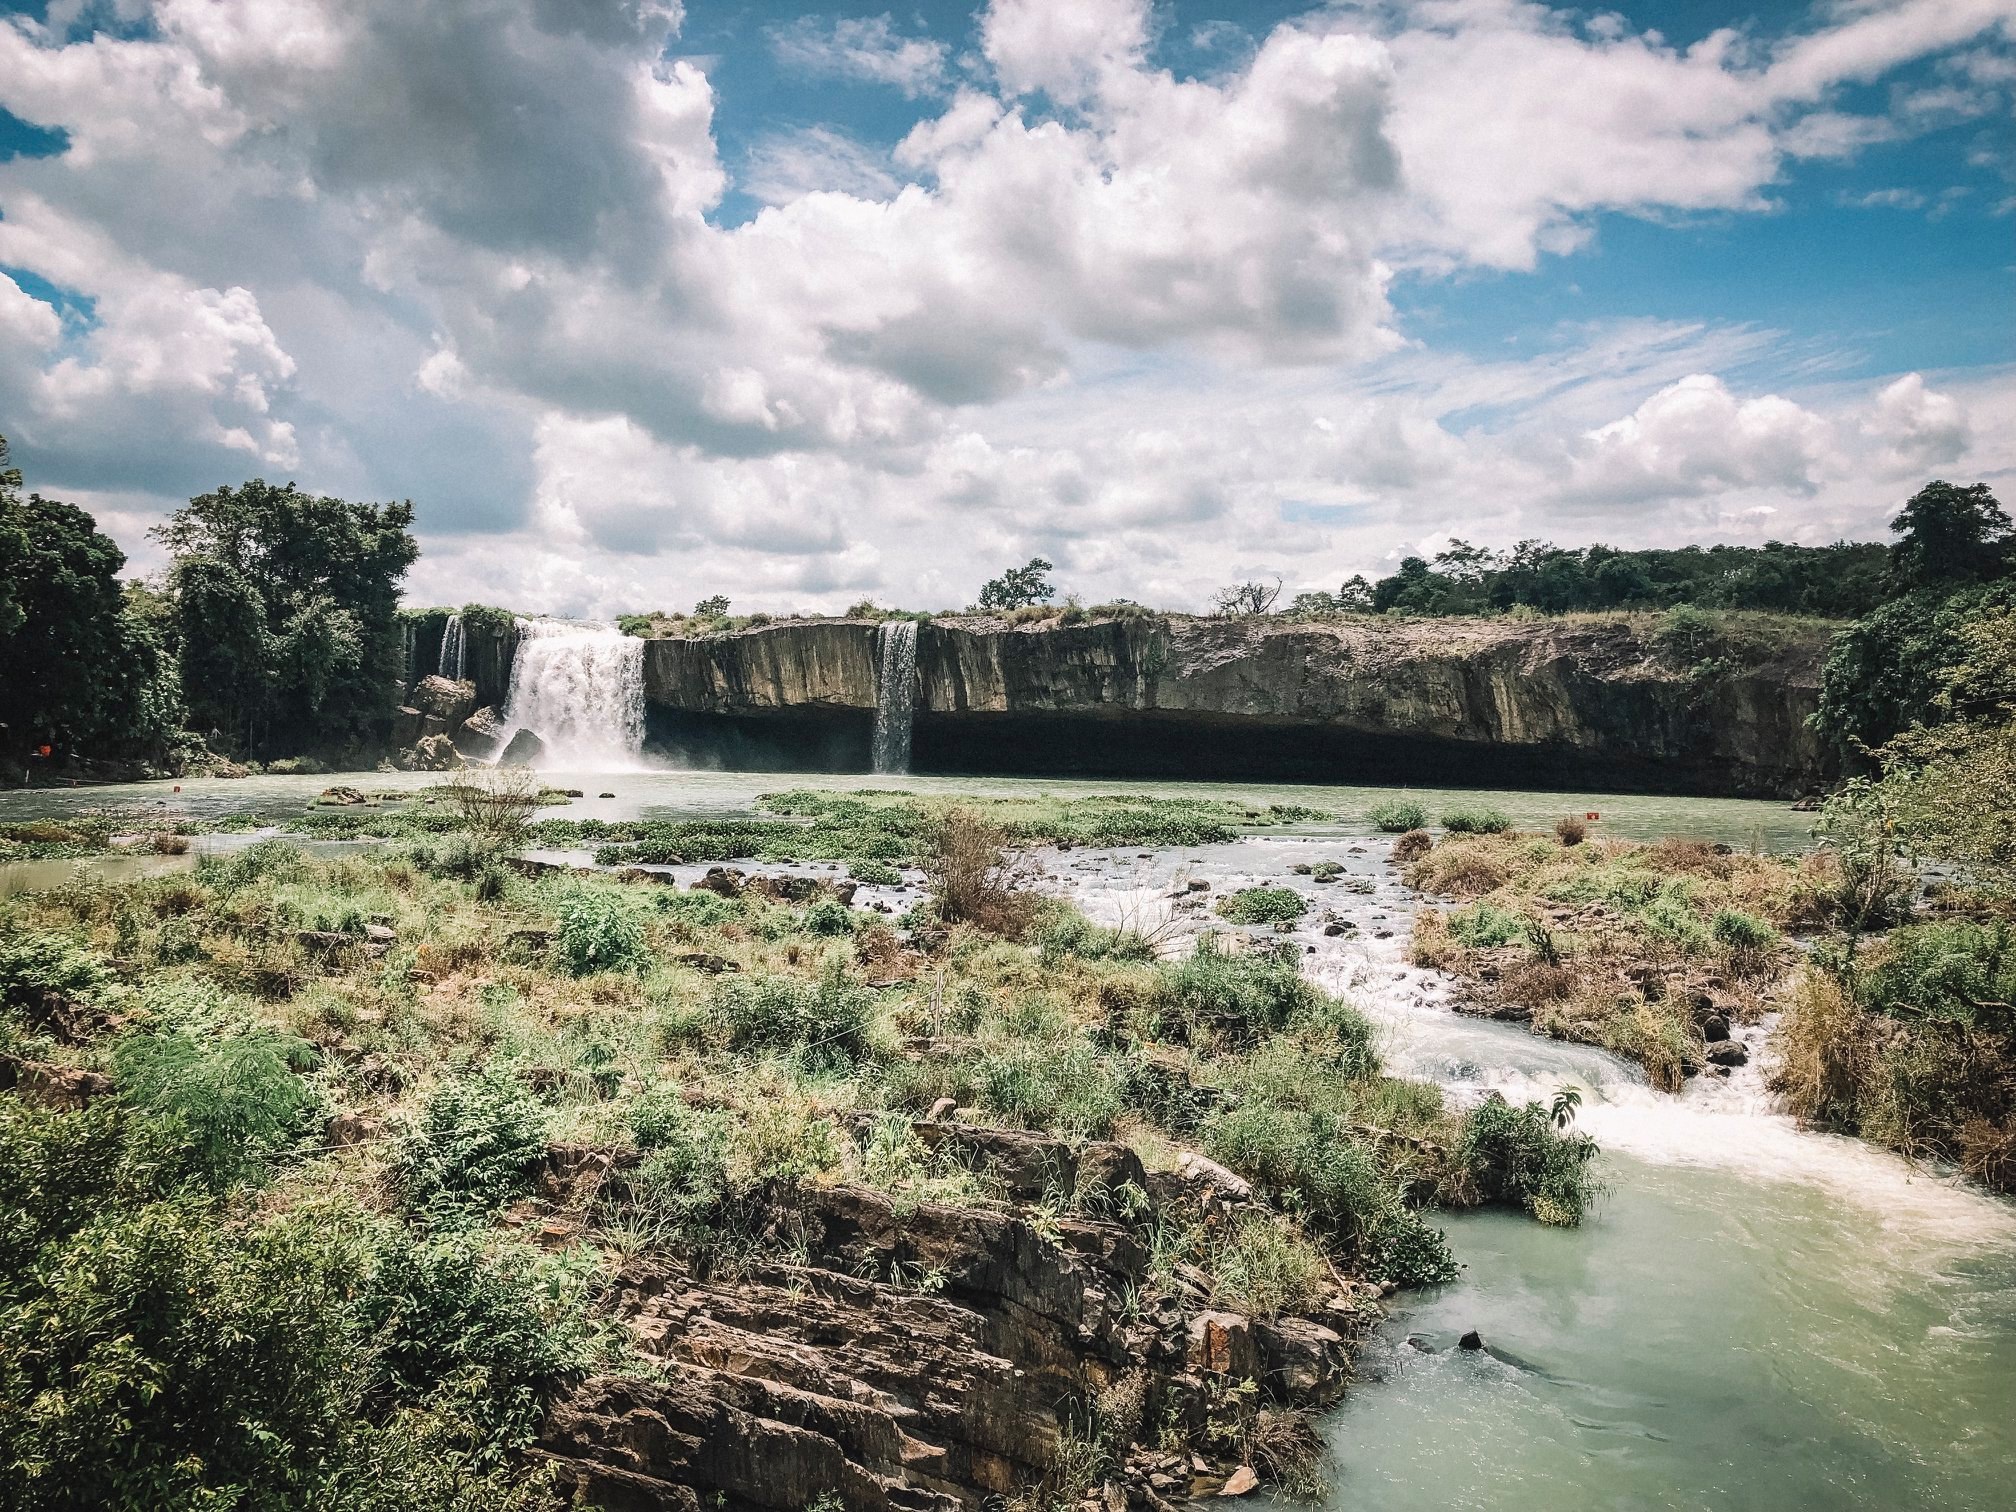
top-left (501, 619), bottom-right (649, 772)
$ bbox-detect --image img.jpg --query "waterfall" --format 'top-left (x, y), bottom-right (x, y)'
top-left (501, 619), bottom-right (647, 770)
top-left (871, 619), bottom-right (918, 775)
top-left (439, 612), bottom-right (467, 683)
top-left (401, 620), bottom-right (415, 690)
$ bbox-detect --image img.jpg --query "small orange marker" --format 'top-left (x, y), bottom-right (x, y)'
top-left (1585, 811), bottom-right (1600, 821)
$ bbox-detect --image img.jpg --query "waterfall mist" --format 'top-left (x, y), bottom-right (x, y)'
top-left (871, 620), bottom-right (918, 775)
top-left (502, 619), bottom-right (647, 770)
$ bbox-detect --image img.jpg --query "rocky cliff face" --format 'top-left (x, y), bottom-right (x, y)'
top-left (631, 615), bottom-right (1831, 796)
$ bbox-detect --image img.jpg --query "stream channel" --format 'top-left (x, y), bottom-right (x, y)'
top-left (3, 770), bottom-right (2011, 1509)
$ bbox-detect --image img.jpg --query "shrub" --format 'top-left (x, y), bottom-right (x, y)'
top-left (1206, 1215), bottom-right (1328, 1317)
top-left (1151, 937), bottom-right (1346, 1050)
top-left (1446, 903), bottom-right (1526, 949)
top-left (1390, 828), bottom-right (1433, 864)
top-left (0, 930), bottom-right (110, 1016)
top-left (1860, 920), bottom-right (2015, 1027)
top-left (394, 1071), bottom-right (549, 1218)
top-left (1215, 886), bottom-right (1307, 925)
top-left (1037, 911), bottom-right (1156, 965)
top-left (848, 860), bottom-right (903, 886)
top-left (972, 1040), bottom-right (1125, 1139)
top-left (1554, 815), bottom-right (1587, 846)
top-left (1368, 799), bottom-right (1428, 833)
top-left (553, 889), bottom-right (649, 976)
top-left (0, 1199), bottom-right (360, 1509)
top-left (358, 1229), bottom-right (596, 1451)
top-left (112, 1022), bottom-right (320, 1189)
top-left (711, 958), bottom-right (875, 1070)
top-left (926, 807), bottom-right (1038, 936)
top-left (1711, 909), bottom-right (1780, 973)
top-left (1440, 807), bottom-right (1512, 834)
top-left (1453, 1093), bottom-right (1600, 1225)
top-left (622, 1089), bottom-right (737, 1240)
top-left (801, 899), bottom-right (857, 937)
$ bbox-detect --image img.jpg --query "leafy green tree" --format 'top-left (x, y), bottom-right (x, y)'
top-left (1886, 480), bottom-right (2010, 590)
top-left (0, 436), bottom-right (183, 759)
top-left (978, 556), bottom-right (1055, 610)
top-left (156, 480), bottom-right (417, 753)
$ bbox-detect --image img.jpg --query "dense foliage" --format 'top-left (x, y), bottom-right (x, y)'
top-left (157, 479), bottom-right (418, 755)
top-left (1333, 538), bottom-right (1892, 620)
top-left (0, 437), bottom-right (184, 763)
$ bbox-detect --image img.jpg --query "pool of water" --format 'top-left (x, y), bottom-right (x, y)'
top-left (0, 768), bottom-right (1819, 850)
top-left (1049, 833), bottom-right (2015, 1512)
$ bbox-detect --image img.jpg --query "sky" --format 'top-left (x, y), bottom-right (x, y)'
top-left (0, 0), bottom-right (2011, 616)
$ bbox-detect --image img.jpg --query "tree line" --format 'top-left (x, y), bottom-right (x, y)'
top-left (0, 435), bottom-right (416, 773)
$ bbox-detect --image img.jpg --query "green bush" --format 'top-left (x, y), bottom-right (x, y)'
top-left (112, 1022), bottom-right (320, 1189)
top-left (394, 1071), bottom-right (549, 1218)
top-left (1454, 1093), bottom-right (1600, 1225)
top-left (358, 1229), bottom-right (596, 1453)
top-left (971, 1039), bottom-right (1125, 1140)
top-left (1860, 920), bottom-right (2015, 1027)
top-left (1037, 911), bottom-right (1156, 964)
top-left (1446, 903), bottom-right (1526, 949)
top-left (848, 860), bottom-right (904, 886)
top-left (1711, 909), bottom-right (1779, 952)
top-left (1368, 799), bottom-right (1428, 833)
top-left (801, 899), bottom-right (857, 937)
top-left (553, 889), bottom-right (649, 976)
top-left (1440, 807), bottom-right (1512, 834)
top-left (0, 931), bottom-right (111, 1014)
top-left (0, 1197), bottom-right (360, 1510)
top-left (1150, 937), bottom-right (1341, 1047)
top-left (1215, 886), bottom-right (1308, 925)
top-left (711, 958), bottom-right (874, 1070)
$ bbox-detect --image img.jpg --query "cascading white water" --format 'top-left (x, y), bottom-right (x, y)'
top-left (871, 620), bottom-right (918, 775)
top-left (439, 612), bottom-right (467, 683)
top-left (401, 620), bottom-right (416, 689)
top-left (500, 618), bottom-right (646, 771)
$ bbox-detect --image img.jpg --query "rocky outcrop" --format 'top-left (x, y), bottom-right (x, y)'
top-left (537, 1137), bottom-right (1369, 1509)
top-left (498, 728), bottom-right (546, 768)
top-left (630, 614), bottom-right (1833, 795)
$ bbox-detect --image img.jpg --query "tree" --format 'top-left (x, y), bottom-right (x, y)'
top-left (0, 436), bottom-right (181, 759)
top-left (978, 557), bottom-right (1054, 611)
top-left (1888, 481), bottom-right (2011, 590)
top-left (693, 595), bottom-right (731, 617)
top-left (155, 480), bottom-right (416, 754)
top-left (1211, 578), bottom-right (1282, 616)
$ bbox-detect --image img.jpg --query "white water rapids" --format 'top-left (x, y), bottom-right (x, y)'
top-left (1051, 833), bottom-right (2016, 1509)
top-left (500, 618), bottom-right (647, 771)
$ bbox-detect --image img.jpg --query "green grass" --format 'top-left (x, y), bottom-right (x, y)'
top-left (1215, 887), bottom-right (1308, 925)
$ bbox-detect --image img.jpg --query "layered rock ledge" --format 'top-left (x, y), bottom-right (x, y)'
top-left (627, 615), bottom-right (1831, 795)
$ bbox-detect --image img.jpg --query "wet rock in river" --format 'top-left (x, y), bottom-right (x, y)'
top-left (1458, 1330), bottom-right (1484, 1351)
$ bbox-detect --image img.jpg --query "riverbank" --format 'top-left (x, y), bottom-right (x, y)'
top-left (0, 787), bottom-right (1599, 1508)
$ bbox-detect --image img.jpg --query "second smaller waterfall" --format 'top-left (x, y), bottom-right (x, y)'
top-left (871, 620), bottom-right (918, 775)
top-left (439, 612), bottom-right (467, 683)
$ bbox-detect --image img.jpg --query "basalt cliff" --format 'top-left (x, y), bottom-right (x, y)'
top-left (434, 612), bottom-right (1831, 796)
top-left (629, 614), bottom-right (1828, 796)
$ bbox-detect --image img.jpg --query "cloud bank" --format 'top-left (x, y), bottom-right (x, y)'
top-left (0, 0), bottom-right (2010, 613)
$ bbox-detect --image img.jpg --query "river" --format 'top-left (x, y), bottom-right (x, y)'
top-left (2, 770), bottom-right (2009, 1508)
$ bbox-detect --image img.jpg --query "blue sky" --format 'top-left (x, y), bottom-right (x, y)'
top-left (0, 0), bottom-right (2010, 613)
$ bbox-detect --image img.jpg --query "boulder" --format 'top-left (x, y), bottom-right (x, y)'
top-left (1186, 1311), bottom-right (1260, 1378)
top-left (390, 706), bottom-right (424, 748)
top-left (404, 733), bottom-right (463, 772)
top-left (410, 673), bottom-right (477, 728)
top-left (456, 705), bottom-right (508, 759)
top-left (1705, 1040), bottom-right (1749, 1068)
top-left (498, 727), bottom-right (547, 768)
